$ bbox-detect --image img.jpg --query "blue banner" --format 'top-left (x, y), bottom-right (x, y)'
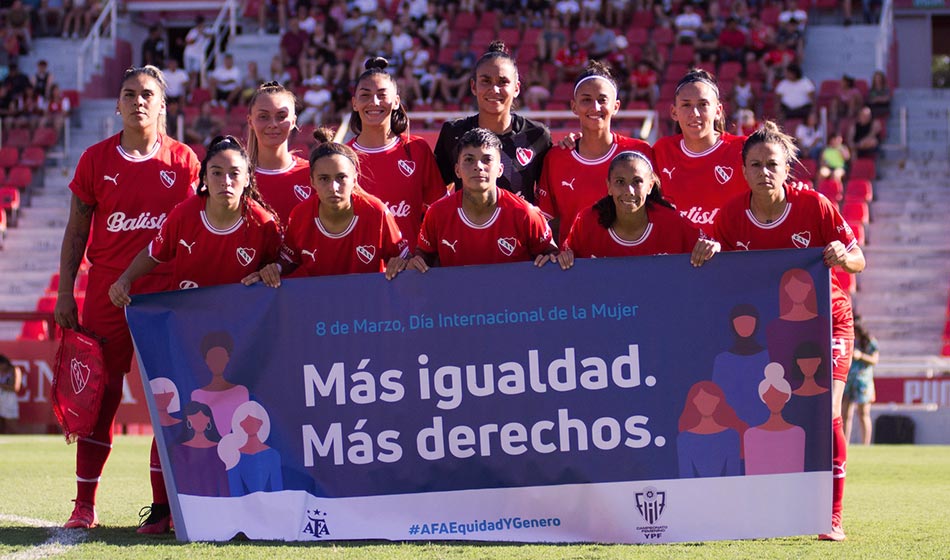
top-left (128, 248), bottom-right (833, 543)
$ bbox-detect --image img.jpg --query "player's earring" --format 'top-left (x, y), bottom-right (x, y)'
top-left (115, 110), bottom-right (121, 115)
top-left (205, 424), bottom-right (212, 433)
top-left (187, 420), bottom-right (193, 429)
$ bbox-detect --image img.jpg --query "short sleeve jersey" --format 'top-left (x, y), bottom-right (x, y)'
top-left (417, 188), bottom-right (557, 267)
top-left (69, 133), bottom-right (200, 274)
top-left (713, 186), bottom-right (858, 339)
top-left (653, 133), bottom-right (748, 229)
top-left (565, 204), bottom-right (701, 258)
top-left (281, 190), bottom-right (408, 276)
top-left (348, 134), bottom-right (447, 250)
top-left (149, 196), bottom-right (282, 290)
top-left (536, 134), bottom-right (654, 245)
top-left (434, 114), bottom-right (552, 204)
top-left (255, 156), bottom-right (311, 226)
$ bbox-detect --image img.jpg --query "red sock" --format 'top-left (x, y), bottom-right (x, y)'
top-left (832, 415), bottom-right (847, 524)
top-left (149, 438), bottom-right (168, 505)
top-left (74, 376), bottom-right (124, 505)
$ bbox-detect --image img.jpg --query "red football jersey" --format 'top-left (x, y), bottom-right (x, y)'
top-left (417, 188), bottom-right (557, 267)
top-left (653, 133), bottom-right (748, 228)
top-left (713, 186), bottom-right (857, 339)
top-left (281, 190), bottom-right (408, 276)
top-left (148, 196), bottom-right (282, 290)
top-left (255, 156), bottom-right (311, 225)
top-left (69, 133), bottom-right (200, 274)
top-left (536, 133), bottom-right (654, 245)
top-left (565, 203), bottom-right (701, 258)
top-left (348, 135), bottom-right (447, 250)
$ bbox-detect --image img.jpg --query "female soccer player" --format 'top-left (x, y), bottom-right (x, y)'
top-left (106, 135), bottom-right (281, 533)
top-left (707, 121), bottom-right (866, 541)
top-left (246, 81), bottom-right (310, 224)
top-left (409, 128), bottom-right (558, 270)
top-left (248, 133), bottom-right (408, 285)
top-left (653, 68), bottom-right (748, 229)
top-left (536, 61), bottom-right (654, 245)
top-left (558, 151), bottom-right (707, 265)
top-left (433, 41), bottom-right (552, 204)
top-left (348, 57), bottom-right (447, 250)
top-left (54, 65), bottom-right (200, 530)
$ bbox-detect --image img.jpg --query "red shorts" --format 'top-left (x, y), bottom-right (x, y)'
top-left (832, 337), bottom-right (854, 383)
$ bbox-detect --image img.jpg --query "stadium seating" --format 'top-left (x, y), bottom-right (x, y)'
top-left (20, 147), bottom-right (46, 170)
top-left (0, 147), bottom-right (18, 169)
top-left (845, 179), bottom-right (874, 202)
top-left (850, 158), bottom-right (877, 180)
top-left (31, 127), bottom-right (59, 148)
top-left (817, 178), bottom-right (844, 202)
top-left (841, 200), bottom-right (870, 225)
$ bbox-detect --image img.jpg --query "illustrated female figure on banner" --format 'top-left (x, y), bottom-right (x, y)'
top-left (191, 331), bottom-right (249, 438)
top-left (218, 401), bottom-right (283, 496)
top-left (171, 400), bottom-right (229, 497)
top-left (711, 304), bottom-right (771, 427)
top-left (782, 340), bottom-right (833, 472)
top-left (677, 380), bottom-right (747, 478)
top-left (149, 377), bottom-right (184, 443)
top-left (743, 363), bottom-right (805, 475)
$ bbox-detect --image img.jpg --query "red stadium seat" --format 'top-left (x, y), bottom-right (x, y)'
top-left (817, 178), bottom-right (844, 202)
top-left (841, 200), bottom-right (869, 225)
top-left (453, 11), bottom-right (478, 31)
top-left (190, 88), bottom-right (212, 105)
top-left (62, 89), bottom-right (80, 109)
top-left (188, 143), bottom-right (207, 161)
top-left (797, 158), bottom-right (818, 180)
top-left (471, 28), bottom-right (495, 50)
top-left (626, 28), bottom-right (648, 46)
top-left (845, 179), bottom-right (873, 202)
top-left (5, 128), bottom-right (31, 149)
top-left (5, 166), bottom-right (32, 190)
top-left (19, 320), bottom-right (49, 341)
top-left (47, 273), bottom-right (60, 293)
top-left (664, 63), bottom-right (690, 83)
top-left (498, 28), bottom-right (521, 45)
top-left (550, 82), bottom-right (575, 107)
top-left (522, 28), bottom-right (541, 47)
top-left (850, 158), bottom-right (876, 180)
top-left (761, 5), bottom-right (781, 26)
top-left (0, 146), bottom-right (17, 169)
top-left (670, 45), bottom-right (695, 64)
top-left (31, 126), bottom-right (59, 148)
top-left (817, 80), bottom-right (840, 107)
top-left (631, 10), bottom-right (654, 28)
top-left (516, 45), bottom-right (539, 65)
top-left (20, 146), bottom-right (46, 169)
top-left (653, 27), bottom-right (674, 46)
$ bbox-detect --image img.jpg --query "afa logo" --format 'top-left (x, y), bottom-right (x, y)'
top-left (301, 508), bottom-right (330, 539)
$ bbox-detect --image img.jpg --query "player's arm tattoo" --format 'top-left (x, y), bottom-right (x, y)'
top-left (58, 195), bottom-right (95, 293)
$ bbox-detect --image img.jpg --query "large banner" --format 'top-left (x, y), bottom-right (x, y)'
top-left (127, 249), bottom-right (834, 543)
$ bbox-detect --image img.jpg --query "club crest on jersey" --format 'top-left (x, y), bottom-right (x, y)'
top-left (497, 237), bottom-right (516, 256)
top-left (714, 165), bottom-right (733, 185)
top-left (397, 160), bottom-right (416, 177)
top-left (356, 245), bottom-right (376, 264)
top-left (515, 147), bottom-right (534, 167)
top-left (791, 231), bottom-right (811, 248)
top-left (294, 185), bottom-right (313, 201)
top-left (70, 358), bottom-right (90, 395)
top-left (179, 280), bottom-right (199, 289)
top-left (159, 170), bottom-right (177, 189)
top-left (236, 247), bottom-right (256, 267)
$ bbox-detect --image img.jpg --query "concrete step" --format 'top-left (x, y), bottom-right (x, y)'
top-left (802, 25), bottom-right (880, 85)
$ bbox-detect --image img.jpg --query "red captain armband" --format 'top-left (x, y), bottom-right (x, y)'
top-left (51, 329), bottom-right (106, 444)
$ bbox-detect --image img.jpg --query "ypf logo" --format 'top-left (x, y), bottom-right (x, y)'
top-left (159, 170), bottom-right (177, 189)
top-left (635, 486), bottom-right (666, 525)
top-left (497, 237), bottom-right (516, 256)
top-left (236, 247), bottom-right (256, 267)
top-left (397, 159), bottom-right (416, 177)
top-left (301, 508), bottom-right (330, 539)
top-left (70, 358), bottom-right (90, 395)
top-left (294, 184), bottom-right (313, 201)
top-left (356, 245), bottom-right (376, 265)
top-left (714, 165), bottom-right (733, 185)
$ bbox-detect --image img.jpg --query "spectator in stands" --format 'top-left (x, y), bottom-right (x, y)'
top-left (523, 58), bottom-right (552, 110)
top-left (554, 0), bottom-right (581, 28)
top-left (162, 57), bottom-right (190, 104)
top-left (795, 112), bottom-right (824, 161)
top-left (141, 25), bottom-right (166, 68)
top-left (629, 61), bottom-right (658, 108)
top-left (775, 18), bottom-right (804, 58)
top-left (40, 82), bottom-right (70, 137)
top-left (418, 61), bottom-right (445, 106)
top-left (819, 132), bottom-right (850, 181)
top-left (775, 63), bottom-right (814, 120)
top-left (13, 84), bottom-right (43, 129)
top-left (639, 39), bottom-right (665, 74)
top-left (538, 18), bottom-right (567, 62)
top-left (729, 0), bottom-right (752, 28)
top-left (441, 57), bottom-right (470, 106)
top-left (746, 14), bottom-right (774, 63)
top-left (185, 100), bottom-right (224, 146)
top-left (257, 0), bottom-right (287, 34)
top-left (415, 3), bottom-right (449, 50)
top-left (371, 6), bottom-right (393, 36)
top-left (728, 71), bottom-right (756, 117)
top-left (694, 17), bottom-right (720, 65)
top-left (297, 5), bottom-right (317, 34)
top-left (718, 17), bottom-right (747, 65)
top-left (279, 16), bottom-right (308, 70)
top-left (210, 53), bottom-right (242, 107)
top-left (0, 354), bottom-right (21, 434)
top-left (867, 70), bottom-right (891, 118)
top-left (554, 40), bottom-right (587, 83)
top-left (844, 315), bottom-right (878, 446)
top-left (779, 0), bottom-right (808, 31)
top-left (34, 0), bottom-right (61, 38)
top-left (268, 55), bottom-right (292, 85)
top-left (831, 74), bottom-right (864, 125)
top-left (297, 76), bottom-right (332, 126)
top-left (674, 4), bottom-right (703, 45)
top-left (452, 37), bottom-right (477, 75)
top-left (586, 19), bottom-right (617, 60)
top-left (403, 38), bottom-right (430, 79)
top-left (760, 42), bottom-right (795, 91)
top-left (391, 22), bottom-right (413, 60)
top-left (395, 63), bottom-right (424, 107)
top-left (734, 108), bottom-right (760, 135)
top-left (164, 96), bottom-right (183, 140)
top-left (8, 0), bottom-right (32, 52)
top-left (848, 106), bottom-right (882, 158)
top-left (603, 0), bottom-right (630, 27)
top-left (238, 60), bottom-right (265, 105)
top-left (31, 58), bottom-right (54, 99)
top-left (4, 62), bottom-right (30, 97)
top-left (61, 0), bottom-right (82, 39)
top-left (182, 16), bottom-right (212, 75)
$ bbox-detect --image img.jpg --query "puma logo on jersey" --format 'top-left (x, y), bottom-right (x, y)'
top-left (791, 231), bottom-right (811, 248)
top-left (662, 167), bottom-right (675, 180)
top-left (236, 247), bottom-right (256, 267)
top-left (441, 239), bottom-right (458, 253)
top-left (178, 239), bottom-right (196, 254)
top-left (714, 165), bottom-right (733, 185)
top-left (356, 245), bottom-right (376, 265)
top-left (397, 159), bottom-right (416, 177)
top-left (159, 170), bottom-right (177, 189)
top-left (103, 173), bottom-right (119, 186)
top-left (497, 237), bottom-right (516, 256)
top-left (561, 178), bottom-right (576, 191)
top-left (294, 185), bottom-right (313, 201)
top-left (736, 241), bottom-right (751, 251)
top-left (179, 280), bottom-right (198, 289)
top-left (301, 249), bottom-right (317, 261)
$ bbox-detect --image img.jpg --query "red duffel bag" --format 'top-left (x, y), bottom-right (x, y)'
top-left (51, 329), bottom-right (106, 443)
